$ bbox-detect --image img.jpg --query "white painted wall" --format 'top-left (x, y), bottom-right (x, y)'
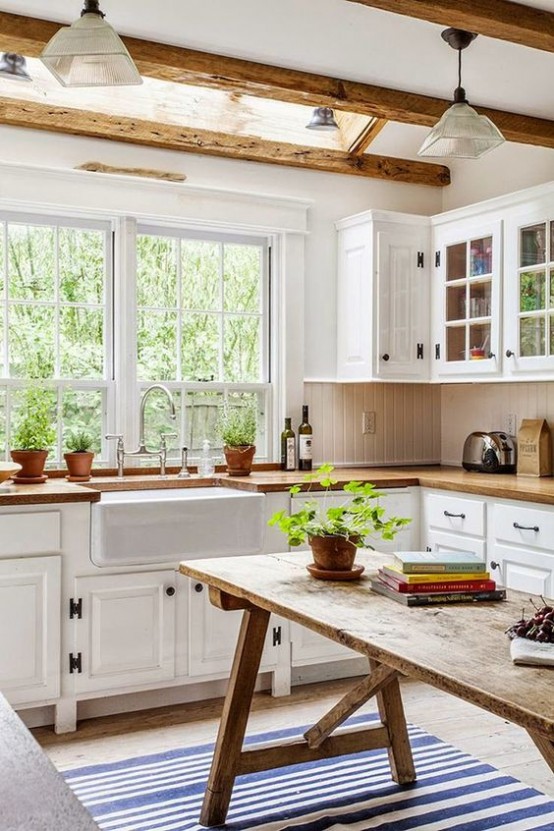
top-left (0, 125), bottom-right (442, 380)
top-left (442, 143), bottom-right (554, 212)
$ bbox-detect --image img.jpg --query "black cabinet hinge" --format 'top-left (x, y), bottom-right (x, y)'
top-left (435, 343), bottom-right (441, 360)
top-left (272, 626), bottom-right (282, 647)
top-left (69, 652), bottom-right (82, 674)
top-left (417, 251), bottom-right (424, 268)
top-left (435, 251), bottom-right (441, 267)
top-left (416, 343), bottom-right (424, 360)
top-left (69, 597), bottom-right (82, 619)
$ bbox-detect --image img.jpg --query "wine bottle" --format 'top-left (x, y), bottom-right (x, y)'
top-left (280, 417), bottom-right (296, 471)
top-left (298, 404), bottom-right (313, 471)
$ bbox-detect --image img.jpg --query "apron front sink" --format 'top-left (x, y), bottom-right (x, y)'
top-left (91, 487), bottom-right (265, 567)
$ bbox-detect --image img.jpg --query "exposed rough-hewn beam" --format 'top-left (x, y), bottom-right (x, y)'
top-left (346, 0), bottom-right (554, 54)
top-left (0, 98), bottom-right (450, 186)
top-left (0, 11), bottom-right (552, 150)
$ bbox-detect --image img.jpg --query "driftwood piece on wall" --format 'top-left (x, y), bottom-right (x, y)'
top-left (75, 162), bottom-right (187, 183)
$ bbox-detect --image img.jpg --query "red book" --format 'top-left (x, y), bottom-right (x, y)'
top-left (377, 570), bottom-right (496, 594)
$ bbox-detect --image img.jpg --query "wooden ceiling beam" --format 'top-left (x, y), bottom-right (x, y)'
top-left (0, 11), bottom-right (552, 149)
top-left (0, 98), bottom-right (450, 187)
top-left (346, 0), bottom-right (554, 54)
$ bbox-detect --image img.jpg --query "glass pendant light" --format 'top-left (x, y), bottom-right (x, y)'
top-left (306, 107), bottom-right (339, 131)
top-left (40, 0), bottom-right (142, 88)
top-left (0, 53), bottom-right (32, 81)
top-left (418, 28), bottom-right (505, 159)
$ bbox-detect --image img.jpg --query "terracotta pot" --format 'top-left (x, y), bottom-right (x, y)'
top-left (308, 534), bottom-right (359, 572)
top-left (224, 444), bottom-right (256, 476)
top-left (64, 451), bottom-right (94, 482)
top-left (10, 449), bottom-right (49, 484)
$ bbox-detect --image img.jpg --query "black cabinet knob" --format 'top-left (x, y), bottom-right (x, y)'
top-left (165, 586), bottom-right (176, 597)
top-left (382, 353), bottom-right (390, 362)
top-left (194, 583), bottom-right (204, 593)
top-left (490, 561), bottom-right (499, 570)
top-left (506, 349), bottom-right (514, 358)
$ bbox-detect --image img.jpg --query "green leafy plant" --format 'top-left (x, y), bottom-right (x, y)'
top-left (218, 405), bottom-right (257, 447)
top-left (65, 429), bottom-right (94, 453)
top-left (12, 385), bottom-right (56, 452)
top-left (268, 463), bottom-right (411, 548)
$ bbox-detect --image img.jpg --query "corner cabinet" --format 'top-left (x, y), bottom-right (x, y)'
top-left (336, 210), bottom-right (430, 382)
top-left (431, 217), bottom-right (503, 379)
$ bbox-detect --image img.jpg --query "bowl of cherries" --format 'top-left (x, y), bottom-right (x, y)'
top-left (506, 600), bottom-right (554, 644)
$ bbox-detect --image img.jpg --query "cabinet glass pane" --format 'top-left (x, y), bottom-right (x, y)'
top-left (551, 222), bottom-right (554, 260)
top-left (520, 271), bottom-right (545, 312)
top-left (469, 323), bottom-right (491, 359)
top-left (470, 237), bottom-right (492, 276)
top-left (446, 243), bottom-right (466, 281)
top-left (469, 280), bottom-right (491, 318)
top-left (551, 270), bottom-right (554, 308)
top-left (520, 316), bottom-right (545, 357)
top-left (446, 285), bottom-right (466, 321)
top-left (520, 224), bottom-right (547, 268)
top-left (446, 326), bottom-right (465, 361)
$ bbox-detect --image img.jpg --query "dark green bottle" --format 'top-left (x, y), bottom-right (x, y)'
top-left (280, 417), bottom-right (296, 471)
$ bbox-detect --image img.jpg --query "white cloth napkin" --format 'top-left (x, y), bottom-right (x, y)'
top-left (510, 636), bottom-right (554, 667)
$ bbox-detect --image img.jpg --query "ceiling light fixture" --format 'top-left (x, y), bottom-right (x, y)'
top-left (0, 53), bottom-right (32, 82)
top-left (306, 107), bottom-right (339, 131)
top-left (418, 28), bottom-right (505, 160)
top-left (40, 0), bottom-right (142, 88)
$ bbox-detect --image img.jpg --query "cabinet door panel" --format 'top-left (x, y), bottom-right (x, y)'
top-left (188, 580), bottom-right (279, 677)
top-left (0, 512), bottom-right (60, 556)
top-left (489, 543), bottom-right (554, 595)
top-left (425, 530), bottom-right (486, 560)
top-left (0, 556), bottom-right (60, 704)
top-left (336, 223), bottom-right (373, 379)
top-left (73, 571), bottom-right (176, 693)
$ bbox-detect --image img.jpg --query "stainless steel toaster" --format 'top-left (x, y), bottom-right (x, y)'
top-left (462, 431), bottom-right (516, 473)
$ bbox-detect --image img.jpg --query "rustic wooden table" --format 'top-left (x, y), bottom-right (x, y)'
top-left (179, 549), bottom-right (554, 826)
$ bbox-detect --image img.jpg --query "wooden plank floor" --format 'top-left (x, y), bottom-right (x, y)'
top-left (33, 677), bottom-right (554, 799)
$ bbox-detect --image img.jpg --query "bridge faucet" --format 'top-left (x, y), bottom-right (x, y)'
top-left (137, 384), bottom-right (177, 453)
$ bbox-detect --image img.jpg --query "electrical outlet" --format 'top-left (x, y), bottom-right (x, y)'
top-left (362, 411), bottom-right (376, 434)
top-left (505, 413), bottom-right (518, 436)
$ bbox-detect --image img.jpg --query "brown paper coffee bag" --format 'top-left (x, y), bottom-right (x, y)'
top-left (517, 418), bottom-right (552, 477)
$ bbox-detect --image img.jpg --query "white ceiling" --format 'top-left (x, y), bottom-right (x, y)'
top-left (1, 0), bottom-right (553, 160)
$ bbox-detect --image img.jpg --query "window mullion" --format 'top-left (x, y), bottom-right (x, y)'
top-left (219, 242), bottom-right (225, 382)
top-left (54, 226), bottom-right (61, 379)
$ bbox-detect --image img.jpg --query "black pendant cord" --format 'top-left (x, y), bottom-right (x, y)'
top-left (453, 46), bottom-right (467, 103)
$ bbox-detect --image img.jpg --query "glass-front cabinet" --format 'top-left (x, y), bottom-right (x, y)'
top-left (433, 219), bottom-right (502, 378)
top-left (504, 212), bottom-right (554, 375)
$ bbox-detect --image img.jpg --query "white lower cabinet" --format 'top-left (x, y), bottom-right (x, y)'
top-left (188, 578), bottom-right (283, 677)
top-left (421, 489), bottom-right (487, 560)
top-left (488, 500), bottom-right (554, 595)
top-left (71, 570), bottom-right (176, 693)
top-left (0, 555), bottom-right (61, 706)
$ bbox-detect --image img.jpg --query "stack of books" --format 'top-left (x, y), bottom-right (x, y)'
top-left (370, 551), bottom-right (506, 606)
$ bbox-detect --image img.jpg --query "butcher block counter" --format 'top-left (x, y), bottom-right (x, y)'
top-left (3, 465), bottom-right (554, 505)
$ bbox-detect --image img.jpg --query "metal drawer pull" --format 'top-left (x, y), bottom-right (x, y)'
top-left (444, 510), bottom-right (465, 519)
top-left (513, 522), bottom-right (539, 532)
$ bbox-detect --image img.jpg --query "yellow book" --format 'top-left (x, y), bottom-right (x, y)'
top-left (382, 564), bottom-right (491, 584)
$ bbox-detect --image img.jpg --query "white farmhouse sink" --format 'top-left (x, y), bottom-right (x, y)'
top-left (91, 487), bottom-right (265, 567)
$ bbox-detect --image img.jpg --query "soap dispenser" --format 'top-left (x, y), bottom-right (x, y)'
top-left (199, 439), bottom-right (215, 477)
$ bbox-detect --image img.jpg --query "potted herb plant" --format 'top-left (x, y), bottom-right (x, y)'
top-left (10, 385), bottom-right (56, 484)
top-left (218, 405), bottom-right (257, 476)
top-left (64, 429), bottom-right (95, 482)
top-left (268, 463), bottom-right (411, 579)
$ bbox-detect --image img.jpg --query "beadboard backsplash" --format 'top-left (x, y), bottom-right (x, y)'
top-left (440, 382), bottom-right (554, 467)
top-left (304, 382), bottom-right (442, 466)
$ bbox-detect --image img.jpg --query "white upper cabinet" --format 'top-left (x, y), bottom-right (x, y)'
top-left (336, 210), bottom-right (430, 382)
top-left (431, 217), bottom-right (503, 379)
top-left (503, 205), bottom-right (554, 376)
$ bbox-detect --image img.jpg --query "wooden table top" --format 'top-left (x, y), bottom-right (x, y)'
top-left (180, 549), bottom-right (554, 740)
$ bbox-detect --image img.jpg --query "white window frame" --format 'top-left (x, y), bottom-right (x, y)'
top-left (0, 211), bottom-right (114, 466)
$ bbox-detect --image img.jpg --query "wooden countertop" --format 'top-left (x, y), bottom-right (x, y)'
top-left (3, 465), bottom-right (554, 506)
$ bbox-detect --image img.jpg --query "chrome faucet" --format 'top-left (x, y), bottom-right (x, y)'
top-left (106, 384), bottom-right (177, 477)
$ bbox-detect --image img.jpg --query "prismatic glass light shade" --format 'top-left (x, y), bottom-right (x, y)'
top-left (306, 107), bottom-right (339, 131)
top-left (40, 9), bottom-right (142, 87)
top-left (417, 28), bottom-right (505, 160)
top-left (418, 102), bottom-right (505, 159)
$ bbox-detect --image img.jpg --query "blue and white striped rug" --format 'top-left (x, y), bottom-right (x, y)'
top-left (64, 713), bottom-right (554, 831)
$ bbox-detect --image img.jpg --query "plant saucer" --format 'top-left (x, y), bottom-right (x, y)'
top-left (307, 563), bottom-right (365, 581)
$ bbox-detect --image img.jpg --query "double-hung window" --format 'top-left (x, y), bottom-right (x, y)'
top-left (0, 214), bottom-right (113, 464)
top-left (135, 226), bottom-right (271, 460)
